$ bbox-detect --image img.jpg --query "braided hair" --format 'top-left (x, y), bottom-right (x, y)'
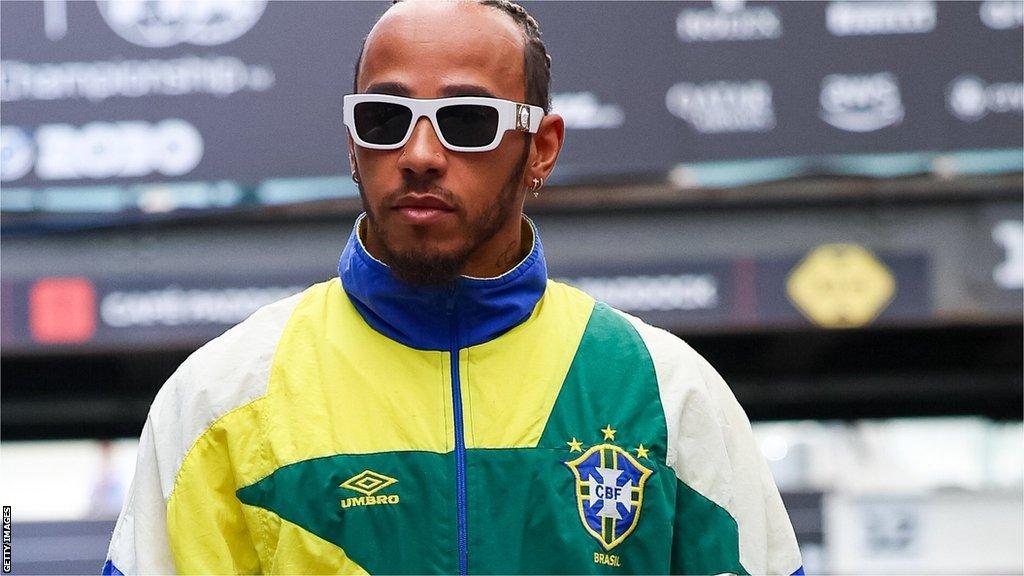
top-left (354, 0), bottom-right (553, 113)
top-left (476, 0), bottom-right (552, 113)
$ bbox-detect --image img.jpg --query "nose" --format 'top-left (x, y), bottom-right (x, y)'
top-left (396, 116), bottom-right (447, 178)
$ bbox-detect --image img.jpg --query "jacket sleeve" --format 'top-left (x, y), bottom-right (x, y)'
top-left (615, 311), bottom-right (803, 575)
top-left (102, 364), bottom-right (265, 574)
top-left (667, 350), bottom-right (804, 575)
top-left (103, 415), bottom-right (176, 574)
top-left (102, 290), bottom-right (305, 574)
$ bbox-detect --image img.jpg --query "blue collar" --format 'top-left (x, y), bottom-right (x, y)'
top-left (337, 213), bottom-right (548, 351)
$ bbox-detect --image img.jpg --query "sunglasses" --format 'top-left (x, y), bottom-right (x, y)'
top-left (343, 94), bottom-right (545, 152)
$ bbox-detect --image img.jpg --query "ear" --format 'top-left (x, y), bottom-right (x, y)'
top-left (347, 136), bottom-right (359, 177)
top-left (527, 112), bottom-right (565, 186)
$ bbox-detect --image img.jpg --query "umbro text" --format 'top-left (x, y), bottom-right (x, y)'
top-left (340, 494), bottom-right (400, 509)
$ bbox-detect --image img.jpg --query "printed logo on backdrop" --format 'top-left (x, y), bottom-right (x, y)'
top-left (0, 120), bottom-right (203, 182)
top-left (946, 76), bottom-right (1024, 122)
top-left (863, 502), bottom-right (921, 556)
top-left (0, 57), bottom-right (275, 103)
top-left (819, 73), bottom-right (904, 132)
top-left (676, 0), bottom-right (782, 42)
top-left (826, 1), bottom-right (936, 36)
top-left (0, 127), bottom-right (35, 182)
top-left (979, 0), bottom-right (1024, 30)
top-left (992, 220), bottom-right (1023, 290)
top-left (562, 274), bottom-right (719, 312)
top-left (551, 92), bottom-right (625, 130)
top-left (97, 0), bottom-right (268, 48)
top-left (2, 1), bottom-right (276, 103)
top-left (665, 80), bottom-right (775, 133)
top-left (99, 285), bottom-right (304, 328)
top-left (29, 277), bottom-right (98, 344)
top-left (966, 205), bottom-right (1022, 314)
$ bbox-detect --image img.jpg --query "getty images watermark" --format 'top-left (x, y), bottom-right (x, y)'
top-left (2, 505), bottom-right (10, 573)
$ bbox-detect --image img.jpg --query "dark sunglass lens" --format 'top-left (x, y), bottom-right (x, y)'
top-left (437, 104), bottom-right (499, 147)
top-left (354, 101), bottom-right (412, 145)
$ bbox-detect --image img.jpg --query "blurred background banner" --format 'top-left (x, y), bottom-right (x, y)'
top-left (1, 1), bottom-right (1021, 574)
top-left (0, 251), bottom-right (935, 352)
top-left (1, 1), bottom-right (1022, 213)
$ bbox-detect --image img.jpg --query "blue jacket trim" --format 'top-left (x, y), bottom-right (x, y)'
top-left (101, 560), bottom-right (124, 575)
top-left (791, 565), bottom-right (805, 575)
top-left (338, 213), bottom-right (548, 351)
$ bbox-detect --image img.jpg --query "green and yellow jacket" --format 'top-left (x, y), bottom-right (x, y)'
top-left (104, 215), bottom-right (803, 575)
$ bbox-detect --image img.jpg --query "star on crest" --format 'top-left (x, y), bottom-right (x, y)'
top-left (566, 437), bottom-right (584, 452)
top-left (635, 444), bottom-right (650, 459)
top-left (601, 425), bottom-right (617, 441)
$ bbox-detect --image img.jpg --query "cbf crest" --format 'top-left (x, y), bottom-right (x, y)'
top-left (565, 427), bottom-right (654, 550)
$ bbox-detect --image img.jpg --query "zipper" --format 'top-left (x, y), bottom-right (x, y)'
top-left (446, 286), bottom-right (469, 575)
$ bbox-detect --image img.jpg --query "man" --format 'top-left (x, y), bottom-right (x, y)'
top-left (104, 1), bottom-right (803, 574)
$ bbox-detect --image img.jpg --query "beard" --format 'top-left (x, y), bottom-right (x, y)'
top-left (358, 139), bottom-right (530, 286)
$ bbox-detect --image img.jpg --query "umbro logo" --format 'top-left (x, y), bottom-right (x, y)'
top-left (339, 469), bottom-right (400, 509)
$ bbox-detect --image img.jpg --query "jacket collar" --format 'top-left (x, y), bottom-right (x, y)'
top-left (338, 213), bottom-right (548, 351)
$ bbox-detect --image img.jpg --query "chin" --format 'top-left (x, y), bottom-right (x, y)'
top-left (390, 228), bottom-right (465, 256)
top-left (386, 243), bottom-right (469, 286)
top-left (395, 242), bottom-right (466, 265)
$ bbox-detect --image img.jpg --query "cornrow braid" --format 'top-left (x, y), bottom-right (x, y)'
top-left (477, 0), bottom-right (552, 113)
top-left (357, 0), bottom-right (553, 112)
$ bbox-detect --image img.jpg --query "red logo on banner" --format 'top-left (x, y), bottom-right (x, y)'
top-left (29, 277), bottom-right (97, 344)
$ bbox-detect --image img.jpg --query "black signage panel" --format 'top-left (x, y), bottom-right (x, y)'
top-left (756, 252), bottom-right (933, 328)
top-left (0, 275), bottom-right (318, 353)
top-left (1, 1), bottom-right (1021, 206)
top-left (1, 250), bottom-right (945, 354)
top-left (967, 201), bottom-right (1024, 314)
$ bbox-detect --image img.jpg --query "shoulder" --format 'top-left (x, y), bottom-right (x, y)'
top-left (543, 278), bottom-right (595, 309)
top-left (602, 307), bottom-right (744, 467)
top-left (159, 283), bottom-right (317, 406)
top-left (604, 305), bottom-right (726, 384)
top-left (607, 308), bottom-right (718, 391)
top-left (544, 287), bottom-right (716, 398)
top-left (173, 284), bottom-right (314, 388)
top-left (561, 299), bottom-right (731, 440)
top-left (143, 282), bottom-right (324, 490)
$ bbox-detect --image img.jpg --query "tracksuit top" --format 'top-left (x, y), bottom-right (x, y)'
top-left (104, 214), bottom-right (804, 575)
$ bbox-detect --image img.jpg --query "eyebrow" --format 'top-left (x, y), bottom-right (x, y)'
top-left (363, 82), bottom-right (498, 99)
top-left (364, 81), bottom-right (411, 96)
top-left (440, 84), bottom-right (497, 98)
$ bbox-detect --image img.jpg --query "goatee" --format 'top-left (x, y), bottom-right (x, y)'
top-left (358, 141), bottom-right (530, 286)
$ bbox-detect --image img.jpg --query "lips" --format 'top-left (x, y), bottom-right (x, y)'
top-left (393, 194), bottom-right (454, 211)
top-left (392, 193), bottom-right (456, 225)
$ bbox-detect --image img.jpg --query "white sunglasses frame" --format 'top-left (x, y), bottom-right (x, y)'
top-left (343, 94), bottom-right (545, 153)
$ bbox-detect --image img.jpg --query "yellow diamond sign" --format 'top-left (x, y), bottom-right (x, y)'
top-left (340, 470), bottom-right (398, 496)
top-left (786, 244), bottom-right (896, 328)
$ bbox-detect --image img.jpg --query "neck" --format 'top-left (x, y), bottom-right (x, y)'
top-left (339, 213), bottom-right (548, 350)
top-left (461, 216), bottom-right (530, 278)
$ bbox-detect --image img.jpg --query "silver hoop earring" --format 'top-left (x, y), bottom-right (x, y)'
top-left (352, 172), bottom-right (360, 184)
top-left (531, 177), bottom-right (543, 198)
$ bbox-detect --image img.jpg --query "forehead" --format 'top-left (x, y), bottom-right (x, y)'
top-left (358, 1), bottom-right (526, 101)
